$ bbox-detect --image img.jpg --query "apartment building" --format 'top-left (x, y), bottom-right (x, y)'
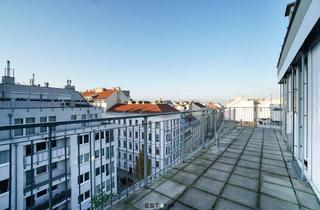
top-left (104, 101), bottom-right (203, 190)
top-left (0, 61), bottom-right (117, 210)
top-left (82, 87), bottom-right (130, 111)
top-left (224, 96), bottom-right (281, 128)
top-left (277, 0), bottom-right (320, 198)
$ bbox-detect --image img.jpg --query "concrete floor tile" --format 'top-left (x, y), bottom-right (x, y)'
top-left (261, 181), bottom-right (297, 204)
top-left (172, 171), bottom-right (199, 185)
top-left (233, 166), bottom-right (259, 179)
top-left (169, 201), bottom-right (194, 210)
top-left (260, 194), bottom-right (299, 210)
top-left (211, 162), bottom-right (234, 172)
top-left (203, 168), bottom-right (230, 182)
top-left (155, 180), bottom-right (187, 199)
top-left (228, 174), bottom-right (259, 191)
top-left (237, 159), bottom-right (260, 169)
top-left (261, 164), bottom-right (288, 176)
top-left (261, 173), bottom-right (291, 187)
top-left (214, 198), bottom-right (252, 210)
top-left (221, 184), bottom-right (257, 209)
top-left (182, 163), bottom-right (207, 176)
top-left (178, 187), bottom-right (217, 210)
top-left (193, 176), bottom-right (225, 195)
top-left (296, 190), bottom-right (320, 209)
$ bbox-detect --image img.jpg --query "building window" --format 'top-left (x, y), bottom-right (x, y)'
top-left (95, 132), bottom-right (99, 141)
top-left (52, 162), bottom-right (57, 170)
top-left (156, 148), bottom-right (160, 155)
top-left (135, 131), bottom-right (138, 138)
top-left (71, 115), bottom-right (77, 120)
top-left (155, 134), bottom-right (160, 142)
top-left (14, 118), bottom-right (23, 137)
top-left (78, 172), bottom-right (89, 184)
top-left (106, 163), bottom-right (109, 176)
top-left (95, 150), bottom-right (100, 158)
top-left (155, 122), bottom-right (160, 129)
top-left (129, 120), bottom-right (132, 126)
top-left (0, 179), bottom-right (9, 194)
top-left (48, 116), bottom-right (56, 131)
top-left (100, 131), bottom-right (105, 139)
top-left (37, 189), bottom-right (47, 197)
top-left (51, 140), bottom-right (57, 148)
top-left (135, 143), bottom-right (138, 151)
top-left (78, 135), bottom-right (89, 145)
top-left (36, 142), bottom-right (46, 152)
top-left (25, 117), bottom-right (35, 135)
top-left (78, 190), bottom-right (90, 203)
top-left (0, 150), bottom-right (9, 165)
top-left (40, 117), bottom-right (47, 133)
top-left (80, 153), bottom-right (90, 164)
top-left (106, 147), bottom-right (110, 159)
top-left (26, 170), bottom-right (33, 186)
top-left (156, 161), bottom-right (160, 168)
top-left (95, 167), bottom-right (100, 176)
top-left (36, 165), bottom-right (47, 175)
top-left (52, 184), bottom-right (58, 191)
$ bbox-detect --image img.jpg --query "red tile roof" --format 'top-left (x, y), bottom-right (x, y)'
top-left (81, 89), bottom-right (116, 100)
top-left (108, 103), bottom-right (178, 113)
top-left (207, 103), bottom-right (218, 110)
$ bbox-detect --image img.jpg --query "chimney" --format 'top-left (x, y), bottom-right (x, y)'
top-left (2, 60), bottom-right (15, 84)
top-left (65, 79), bottom-right (75, 90)
top-left (44, 82), bottom-right (49, 87)
top-left (30, 74), bottom-right (35, 86)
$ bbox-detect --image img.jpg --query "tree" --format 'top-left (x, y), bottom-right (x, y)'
top-left (134, 149), bottom-right (152, 181)
top-left (91, 190), bottom-right (112, 209)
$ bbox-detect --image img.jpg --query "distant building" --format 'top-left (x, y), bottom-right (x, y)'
top-left (224, 96), bottom-right (281, 127)
top-left (0, 61), bottom-right (117, 210)
top-left (81, 87), bottom-right (130, 111)
top-left (277, 0), bottom-right (320, 198)
top-left (105, 101), bottom-right (202, 189)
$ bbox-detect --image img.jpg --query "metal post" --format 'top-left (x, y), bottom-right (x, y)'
top-left (109, 129), bottom-right (113, 205)
top-left (64, 136), bottom-right (68, 207)
top-left (77, 134), bottom-right (82, 210)
top-left (30, 140), bottom-right (34, 210)
top-left (215, 111), bottom-right (219, 149)
top-left (9, 144), bottom-right (12, 210)
top-left (48, 127), bottom-right (53, 210)
top-left (143, 116), bottom-right (148, 187)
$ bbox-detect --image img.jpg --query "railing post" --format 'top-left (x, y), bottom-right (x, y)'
top-left (48, 126), bottom-right (53, 210)
top-left (215, 111), bottom-right (219, 149)
top-left (143, 116), bottom-right (148, 188)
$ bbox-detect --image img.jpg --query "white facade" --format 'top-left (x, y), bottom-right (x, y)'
top-left (104, 112), bottom-right (182, 177)
top-left (0, 69), bottom-right (118, 210)
top-left (278, 0), bottom-right (320, 198)
top-left (224, 97), bottom-right (281, 128)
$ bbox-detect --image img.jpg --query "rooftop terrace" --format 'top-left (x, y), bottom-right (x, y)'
top-left (110, 126), bottom-right (320, 210)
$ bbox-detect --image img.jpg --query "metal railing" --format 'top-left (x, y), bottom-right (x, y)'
top-left (0, 109), bottom-right (224, 210)
top-left (223, 106), bottom-right (282, 129)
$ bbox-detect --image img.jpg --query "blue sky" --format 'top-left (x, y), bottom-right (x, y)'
top-left (0, 0), bottom-right (291, 102)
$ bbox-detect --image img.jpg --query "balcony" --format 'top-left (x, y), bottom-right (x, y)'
top-left (110, 125), bottom-right (320, 210)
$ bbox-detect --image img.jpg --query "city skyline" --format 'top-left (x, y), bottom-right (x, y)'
top-left (0, 0), bottom-right (291, 102)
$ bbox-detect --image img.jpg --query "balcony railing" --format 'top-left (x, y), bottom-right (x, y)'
top-left (0, 107), bottom-right (281, 210)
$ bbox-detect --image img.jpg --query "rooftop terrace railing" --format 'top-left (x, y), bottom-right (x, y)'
top-left (0, 109), bottom-right (224, 210)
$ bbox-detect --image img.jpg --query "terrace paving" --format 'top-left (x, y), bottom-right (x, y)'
top-left (110, 126), bottom-right (320, 210)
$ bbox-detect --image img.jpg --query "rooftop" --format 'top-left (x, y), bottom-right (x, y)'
top-left (108, 103), bottom-right (178, 114)
top-left (111, 126), bottom-right (320, 210)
